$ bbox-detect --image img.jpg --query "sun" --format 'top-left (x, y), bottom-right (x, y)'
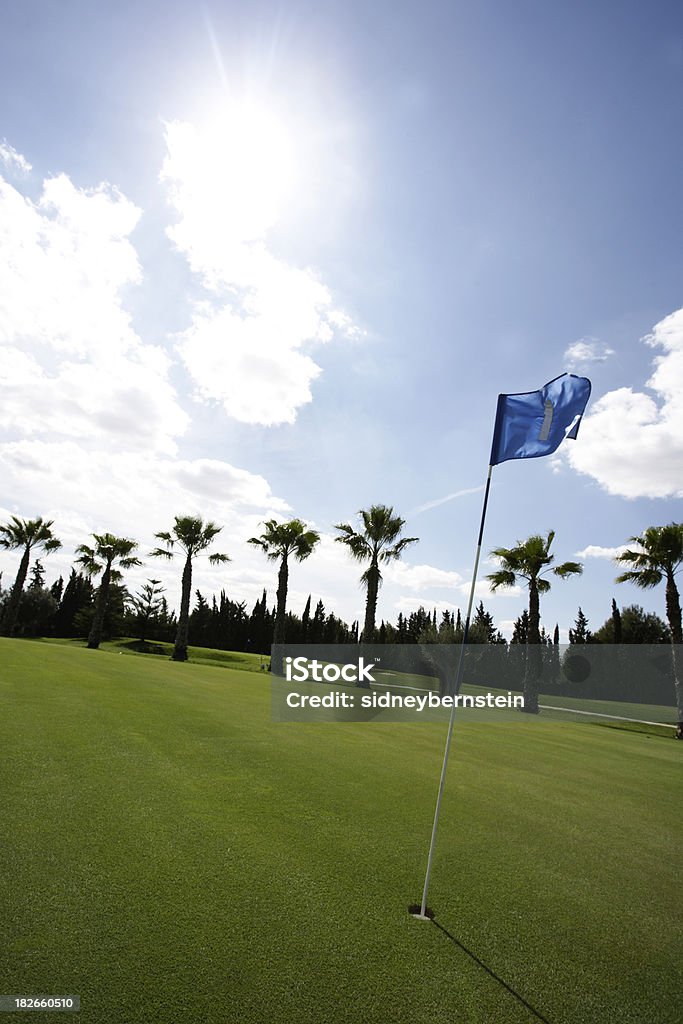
top-left (162, 99), bottom-right (298, 245)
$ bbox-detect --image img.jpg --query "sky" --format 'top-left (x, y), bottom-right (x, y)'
top-left (1, 0), bottom-right (682, 640)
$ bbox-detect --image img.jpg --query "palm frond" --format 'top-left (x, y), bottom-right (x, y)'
top-left (208, 553), bottom-right (231, 565)
top-left (616, 524), bottom-right (683, 577)
top-left (383, 535), bottom-right (419, 559)
top-left (553, 561), bottom-right (583, 578)
top-left (119, 557), bottom-right (143, 570)
top-left (334, 524), bottom-right (373, 562)
top-left (293, 529), bottom-right (320, 561)
top-left (149, 547), bottom-right (174, 560)
top-left (615, 568), bottom-right (662, 589)
top-left (0, 515), bottom-right (60, 553)
top-left (360, 565), bottom-right (383, 590)
top-left (74, 548), bottom-right (102, 576)
top-left (486, 569), bottom-right (517, 591)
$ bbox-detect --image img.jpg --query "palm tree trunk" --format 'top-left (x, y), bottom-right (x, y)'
top-left (173, 554), bottom-right (193, 662)
top-left (523, 578), bottom-right (542, 713)
top-left (665, 571), bottom-right (682, 644)
top-left (357, 560), bottom-right (380, 689)
top-left (665, 570), bottom-right (683, 727)
top-left (271, 554), bottom-right (289, 676)
top-left (1, 544), bottom-right (31, 637)
top-left (362, 561), bottom-right (380, 645)
top-left (88, 562), bottom-right (112, 649)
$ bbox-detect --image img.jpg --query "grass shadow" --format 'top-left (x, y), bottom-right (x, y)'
top-left (430, 917), bottom-right (552, 1024)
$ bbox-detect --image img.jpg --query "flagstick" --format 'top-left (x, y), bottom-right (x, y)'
top-left (414, 464), bottom-right (494, 920)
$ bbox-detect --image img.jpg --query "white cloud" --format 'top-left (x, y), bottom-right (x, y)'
top-left (0, 442), bottom-right (289, 529)
top-left (0, 149), bottom-right (303, 613)
top-left (393, 596), bottom-right (460, 617)
top-left (565, 308), bottom-right (683, 498)
top-left (0, 344), bottom-right (187, 456)
top-left (0, 168), bottom-right (188, 455)
top-left (176, 296), bottom-right (327, 425)
top-left (458, 579), bottom-right (524, 601)
top-left (564, 337), bottom-right (614, 368)
top-left (383, 562), bottom-right (464, 591)
top-left (496, 619), bottom-right (517, 640)
top-left (0, 140), bottom-right (370, 628)
top-left (174, 459), bottom-right (290, 509)
top-left (0, 440), bottom-right (292, 611)
top-left (160, 114), bottom-right (359, 426)
top-left (0, 174), bottom-right (142, 357)
top-left (575, 544), bottom-right (628, 560)
top-left (0, 141), bottom-right (31, 175)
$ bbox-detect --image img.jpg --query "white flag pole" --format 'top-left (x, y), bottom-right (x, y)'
top-left (413, 463), bottom-right (494, 920)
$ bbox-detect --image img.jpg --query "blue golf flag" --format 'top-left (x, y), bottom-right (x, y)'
top-left (490, 373), bottom-right (591, 466)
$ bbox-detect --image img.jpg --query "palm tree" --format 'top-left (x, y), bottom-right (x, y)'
top-left (151, 516), bottom-right (230, 662)
top-left (615, 523), bottom-right (683, 725)
top-left (334, 504), bottom-right (418, 648)
top-left (248, 519), bottom-right (320, 672)
top-left (487, 531), bottom-right (582, 713)
top-left (0, 516), bottom-right (62, 637)
top-left (75, 533), bottom-right (141, 649)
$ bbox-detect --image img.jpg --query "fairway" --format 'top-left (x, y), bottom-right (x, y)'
top-left (1, 640), bottom-right (680, 1024)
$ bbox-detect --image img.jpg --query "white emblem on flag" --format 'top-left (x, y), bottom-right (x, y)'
top-left (539, 399), bottom-right (554, 441)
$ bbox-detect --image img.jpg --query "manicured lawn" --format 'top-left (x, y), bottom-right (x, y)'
top-left (36, 636), bottom-right (268, 673)
top-left (0, 639), bottom-right (679, 1023)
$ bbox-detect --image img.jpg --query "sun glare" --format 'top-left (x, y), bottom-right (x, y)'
top-left (168, 101), bottom-right (297, 244)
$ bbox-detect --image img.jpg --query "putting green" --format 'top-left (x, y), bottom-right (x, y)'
top-left (0, 639), bottom-right (679, 1023)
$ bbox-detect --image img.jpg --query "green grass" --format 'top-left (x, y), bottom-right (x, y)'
top-left (1, 639), bottom-right (680, 1024)
top-left (35, 636), bottom-right (268, 673)
top-left (372, 668), bottom-right (677, 722)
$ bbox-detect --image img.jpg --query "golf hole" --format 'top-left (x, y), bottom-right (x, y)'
top-left (408, 904), bottom-right (435, 920)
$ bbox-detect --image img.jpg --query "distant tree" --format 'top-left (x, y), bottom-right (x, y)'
top-left (0, 516), bottom-right (62, 637)
top-left (50, 575), bottom-right (64, 604)
top-left (591, 604), bottom-right (669, 645)
top-left (52, 570), bottom-right (94, 637)
top-left (189, 590), bottom-right (212, 647)
top-left (28, 560), bottom-right (46, 590)
top-left (510, 610), bottom-right (530, 645)
top-left (75, 533), bottom-right (141, 649)
top-left (301, 594), bottom-right (311, 641)
top-left (610, 598), bottom-right (623, 644)
top-left (470, 600), bottom-right (505, 644)
top-left (309, 600), bottom-right (326, 644)
top-left (548, 623), bottom-right (561, 684)
top-left (569, 607), bottom-right (591, 644)
top-left (151, 516), bottom-right (230, 662)
top-left (406, 605), bottom-right (432, 644)
top-left (487, 531), bottom-right (582, 713)
top-left (11, 587), bottom-right (58, 637)
top-left (248, 589), bottom-right (271, 654)
top-left (127, 579), bottom-right (165, 643)
top-left (248, 519), bottom-right (320, 672)
top-left (616, 523), bottom-right (683, 724)
top-left (158, 596), bottom-right (177, 640)
top-left (335, 504), bottom-right (418, 648)
top-left (74, 582), bottom-right (128, 641)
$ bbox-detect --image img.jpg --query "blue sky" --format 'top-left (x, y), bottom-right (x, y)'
top-left (1, 0), bottom-right (682, 639)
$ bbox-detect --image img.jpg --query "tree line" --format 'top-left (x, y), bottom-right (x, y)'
top-left (0, 509), bottom-right (681, 720)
